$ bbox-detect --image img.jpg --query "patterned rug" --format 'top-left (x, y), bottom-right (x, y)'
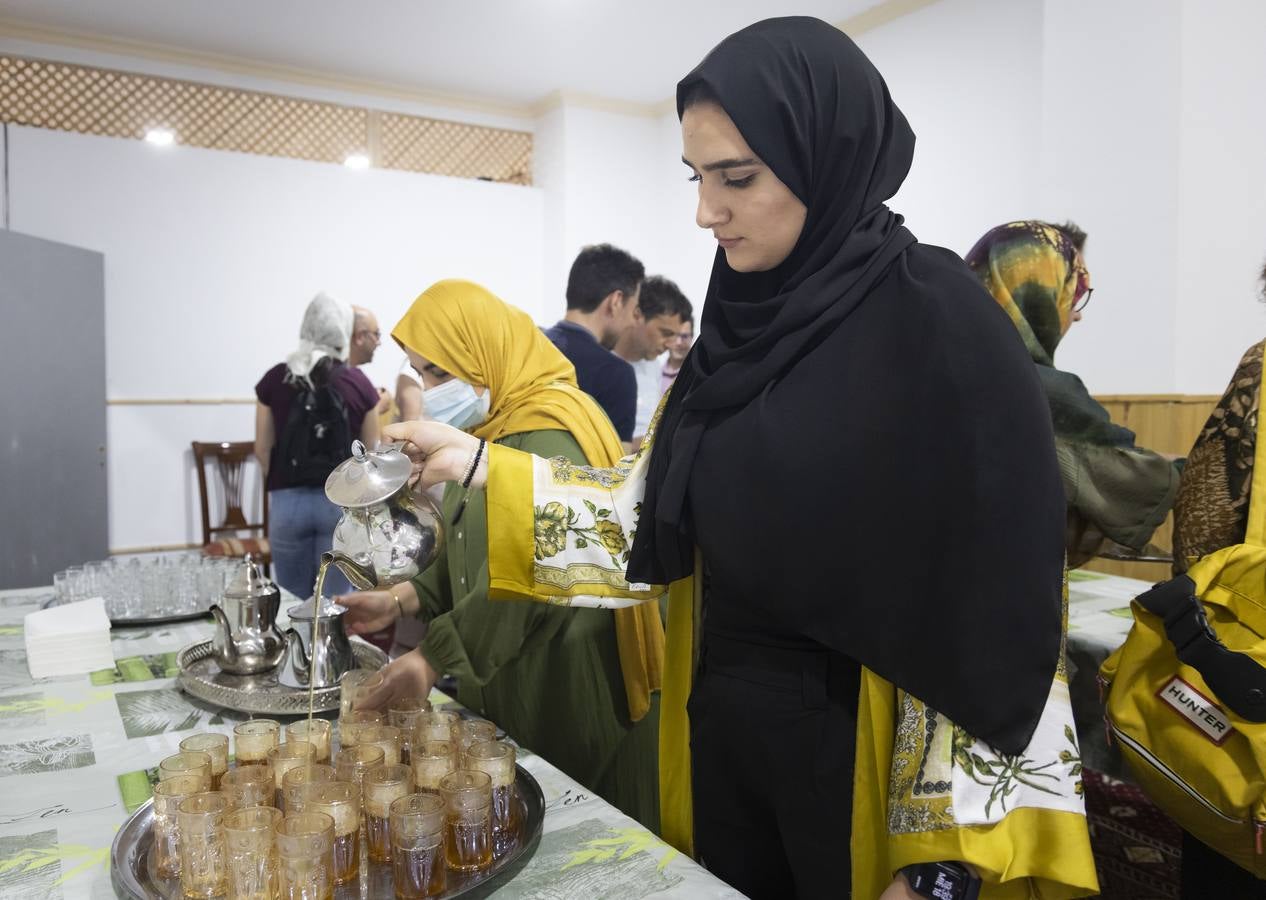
top-left (1084, 768), bottom-right (1182, 899)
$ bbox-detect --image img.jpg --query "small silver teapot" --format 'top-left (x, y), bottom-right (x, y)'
top-left (278, 596), bottom-right (358, 689)
top-left (208, 554), bottom-right (287, 675)
top-left (324, 440), bottom-right (444, 590)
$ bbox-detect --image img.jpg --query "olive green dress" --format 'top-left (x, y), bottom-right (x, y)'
top-left (411, 429), bottom-right (659, 831)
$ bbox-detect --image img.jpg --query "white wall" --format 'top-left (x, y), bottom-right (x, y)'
top-left (857, 0), bottom-right (1044, 256)
top-left (854, 0), bottom-right (1266, 397)
top-left (8, 125), bottom-right (544, 550)
top-left (1175, 0), bottom-right (1266, 393)
top-left (1033, 0), bottom-right (1182, 394)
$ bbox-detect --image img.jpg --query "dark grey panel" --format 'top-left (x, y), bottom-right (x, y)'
top-left (0, 229), bottom-right (107, 588)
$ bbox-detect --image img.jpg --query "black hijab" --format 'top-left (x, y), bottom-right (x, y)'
top-left (626, 17), bottom-right (1067, 754)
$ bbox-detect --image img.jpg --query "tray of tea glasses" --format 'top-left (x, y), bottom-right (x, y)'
top-left (110, 763), bottom-right (545, 899)
top-left (177, 640), bottom-right (389, 715)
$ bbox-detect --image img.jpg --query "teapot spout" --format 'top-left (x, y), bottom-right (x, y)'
top-left (322, 551), bottom-right (378, 591)
top-left (208, 604), bottom-right (239, 663)
top-left (279, 627), bottom-right (311, 688)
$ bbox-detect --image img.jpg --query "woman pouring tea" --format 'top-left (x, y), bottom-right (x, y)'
top-left (338, 279), bottom-right (662, 832)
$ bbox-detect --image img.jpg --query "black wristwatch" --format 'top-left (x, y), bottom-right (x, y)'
top-left (900, 862), bottom-right (982, 900)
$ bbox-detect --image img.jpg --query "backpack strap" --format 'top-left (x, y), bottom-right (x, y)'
top-left (1244, 406), bottom-right (1266, 546)
top-left (1137, 575), bottom-right (1266, 722)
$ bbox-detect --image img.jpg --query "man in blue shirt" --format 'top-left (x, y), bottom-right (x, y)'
top-left (544, 244), bottom-right (644, 444)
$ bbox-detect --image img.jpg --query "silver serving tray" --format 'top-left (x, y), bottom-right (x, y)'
top-left (111, 764), bottom-right (545, 899)
top-left (177, 640), bottom-right (389, 715)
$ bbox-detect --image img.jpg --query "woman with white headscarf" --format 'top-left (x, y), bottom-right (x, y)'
top-left (254, 292), bottom-right (380, 598)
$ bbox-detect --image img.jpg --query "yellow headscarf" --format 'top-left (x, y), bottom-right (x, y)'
top-left (392, 279), bottom-right (665, 721)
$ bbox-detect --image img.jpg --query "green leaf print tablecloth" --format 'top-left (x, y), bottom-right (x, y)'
top-left (0, 586), bottom-right (744, 899)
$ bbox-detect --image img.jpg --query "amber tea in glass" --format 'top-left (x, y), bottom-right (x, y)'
top-left (390, 793), bottom-right (447, 899)
top-left (275, 811), bottom-right (334, 900)
top-left (464, 739), bottom-right (519, 852)
top-left (363, 763), bottom-right (414, 863)
top-left (179, 733), bottom-right (229, 790)
top-left (302, 781), bottom-right (361, 885)
top-left (223, 805), bottom-right (281, 900)
top-left (234, 719), bottom-right (281, 766)
top-left (439, 770), bottom-right (493, 872)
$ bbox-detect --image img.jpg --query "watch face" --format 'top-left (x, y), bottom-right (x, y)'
top-left (909, 863), bottom-right (967, 900)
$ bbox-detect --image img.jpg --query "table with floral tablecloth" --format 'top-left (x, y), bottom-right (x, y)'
top-left (0, 586), bottom-right (744, 899)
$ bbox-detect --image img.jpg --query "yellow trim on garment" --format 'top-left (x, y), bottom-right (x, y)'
top-left (485, 443), bottom-right (537, 603)
top-left (852, 670), bottom-right (1098, 898)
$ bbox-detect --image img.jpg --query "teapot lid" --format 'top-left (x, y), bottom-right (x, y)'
top-left (223, 554), bottom-right (278, 600)
top-left (325, 440), bottom-right (413, 508)
top-left (287, 597), bottom-right (347, 621)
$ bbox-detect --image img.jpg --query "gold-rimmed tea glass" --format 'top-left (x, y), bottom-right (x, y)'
top-left (177, 791), bottom-right (229, 898)
top-left (338, 709), bottom-right (384, 748)
top-left (453, 719), bottom-right (496, 767)
top-left (152, 774), bottom-right (205, 880)
top-left (357, 724), bottom-right (403, 767)
top-left (334, 744), bottom-right (385, 791)
top-left (389, 793), bottom-right (446, 899)
top-left (282, 763), bottom-right (336, 815)
top-left (286, 719), bottom-right (332, 763)
top-left (179, 733), bottom-right (229, 790)
top-left (412, 710), bottom-right (458, 745)
top-left (275, 811), bottom-right (334, 900)
top-left (363, 764), bottom-right (414, 863)
top-left (269, 741), bottom-right (316, 808)
top-left (234, 720), bottom-right (280, 766)
top-left (464, 740), bottom-right (519, 850)
top-left (438, 770), bottom-right (493, 873)
top-left (388, 697), bottom-right (431, 764)
top-left (159, 752), bottom-right (212, 791)
top-left (302, 781), bottom-right (361, 885)
top-left (220, 764), bottom-right (274, 811)
top-left (223, 805), bottom-right (281, 900)
top-left (411, 741), bottom-right (456, 793)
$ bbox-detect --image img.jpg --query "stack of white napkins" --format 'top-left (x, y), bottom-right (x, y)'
top-left (24, 596), bottom-right (114, 678)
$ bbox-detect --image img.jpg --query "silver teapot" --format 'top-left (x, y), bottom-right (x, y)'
top-left (278, 596), bottom-right (358, 689)
top-left (324, 440), bottom-right (444, 590)
top-left (208, 554), bottom-right (288, 675)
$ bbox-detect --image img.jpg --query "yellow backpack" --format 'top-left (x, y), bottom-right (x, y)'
top-left (1100, 431), bottom-right (1266, 876)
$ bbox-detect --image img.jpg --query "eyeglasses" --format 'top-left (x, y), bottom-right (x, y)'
top-left (357, 329), bottom-right (381, 341)
top-left (1073, 288), bottom-right (1093, 314)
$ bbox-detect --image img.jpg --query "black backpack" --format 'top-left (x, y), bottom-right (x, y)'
top-left (274, 372), bottom-right (353, 488)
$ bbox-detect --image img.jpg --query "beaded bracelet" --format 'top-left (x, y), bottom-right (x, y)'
top-left (453, 439), bottom-right (487, 525)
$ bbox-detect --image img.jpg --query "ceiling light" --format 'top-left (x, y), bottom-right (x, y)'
top-left (343, 153), bottom-right (370, 170)
top-left (144, 128), bottom-right (175, 147)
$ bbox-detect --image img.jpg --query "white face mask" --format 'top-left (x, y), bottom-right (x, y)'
top-left (422, 377), bottom-right (490, 431)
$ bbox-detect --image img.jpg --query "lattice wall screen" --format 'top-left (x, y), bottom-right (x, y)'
top-left (0, 55), bottom-right (533, 185)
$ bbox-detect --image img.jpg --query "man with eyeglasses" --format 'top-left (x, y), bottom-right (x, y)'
top-left (350, 306), bottom-right (382, 367)
top-left (350, 305), bottom-right (394, 424)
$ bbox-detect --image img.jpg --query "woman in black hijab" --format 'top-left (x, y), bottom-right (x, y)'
top-left (380, 17), bottom-right (1097, 899)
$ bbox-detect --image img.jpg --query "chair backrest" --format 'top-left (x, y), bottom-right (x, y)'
top-left (191, 441), bottom-right (268, 547)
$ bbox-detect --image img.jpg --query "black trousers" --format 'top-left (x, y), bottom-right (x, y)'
top-left (689, 632), bottom-right (861, 899)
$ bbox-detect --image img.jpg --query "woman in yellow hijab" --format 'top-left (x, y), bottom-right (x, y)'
top-left (340, 279), bottom-right (664, 830)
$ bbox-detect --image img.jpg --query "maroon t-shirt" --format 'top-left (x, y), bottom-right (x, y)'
top-left (255, 361), bottom-right (379, 491)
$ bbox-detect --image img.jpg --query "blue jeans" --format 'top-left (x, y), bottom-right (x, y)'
top-left (268, 487), bottom-right (351, 600)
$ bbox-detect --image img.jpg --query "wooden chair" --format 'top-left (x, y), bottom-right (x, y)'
top-left (191, 441), bottom-right (270, 567)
